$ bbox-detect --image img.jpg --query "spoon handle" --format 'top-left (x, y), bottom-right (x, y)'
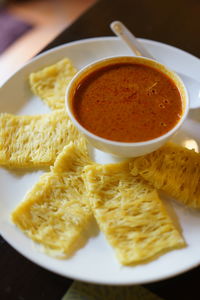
top-left (110, 21), bottom-right (154, 59)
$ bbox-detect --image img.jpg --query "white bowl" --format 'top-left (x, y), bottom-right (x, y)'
top-left (65, 56), bottom-right (189, 157)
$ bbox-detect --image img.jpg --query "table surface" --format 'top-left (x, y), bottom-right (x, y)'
top-left (1, 0), bottom-right (200, 299)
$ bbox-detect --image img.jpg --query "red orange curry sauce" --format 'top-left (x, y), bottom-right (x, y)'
top-left (72, 63), bottom-right (182, 142)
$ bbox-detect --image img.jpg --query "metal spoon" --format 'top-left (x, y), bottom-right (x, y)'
top-left (110, 21), bottom-right (200, 109)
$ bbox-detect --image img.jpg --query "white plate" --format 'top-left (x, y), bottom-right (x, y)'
top-left (0, 37), bottom-right (200, 285)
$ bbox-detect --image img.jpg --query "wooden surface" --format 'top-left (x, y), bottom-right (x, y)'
top-left (43, 0), bottom-right (200, 58)
top-left (1, 0), bottom-right (200, 299)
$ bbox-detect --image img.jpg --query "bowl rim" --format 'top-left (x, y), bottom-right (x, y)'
top-left (65, 55), bottom-right (190, 147)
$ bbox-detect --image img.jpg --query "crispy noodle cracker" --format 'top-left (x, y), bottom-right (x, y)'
top-left (129, 142), bottom-right (200, 209)
top-left (11, 142), bottom-right (93, 258)
top-left (0, 110), bottom-right (83, 168)
top-left (29, 58), bottom-right (77, 110)
top-left (83, 162), bottom-right (185, 265)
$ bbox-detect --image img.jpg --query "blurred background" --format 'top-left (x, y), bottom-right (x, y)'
top-left (0, 0), bottom-right (96, 83)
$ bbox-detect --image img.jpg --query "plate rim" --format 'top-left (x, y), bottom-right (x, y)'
top-left (1, 36), bottom-right (199, 87)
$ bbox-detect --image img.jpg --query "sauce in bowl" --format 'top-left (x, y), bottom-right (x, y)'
top-left (72, 62), bottom-right (182, 143)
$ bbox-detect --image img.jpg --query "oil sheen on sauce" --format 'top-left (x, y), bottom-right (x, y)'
top-left (72, 63), bottom-right (182, 143)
